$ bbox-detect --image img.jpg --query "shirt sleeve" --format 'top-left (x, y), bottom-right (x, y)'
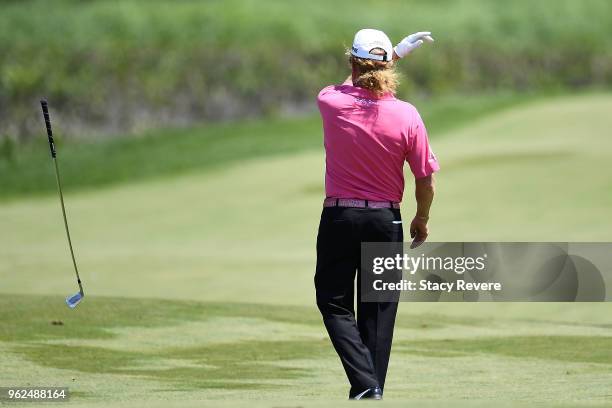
top-left (406, 112), bottom-right (440, 178)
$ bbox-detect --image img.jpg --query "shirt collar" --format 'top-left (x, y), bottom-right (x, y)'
top-left (337, 84), bottom-right (396, 101)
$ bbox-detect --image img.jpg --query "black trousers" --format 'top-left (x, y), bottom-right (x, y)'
top-left (315, 206), bottom-right (402, 396)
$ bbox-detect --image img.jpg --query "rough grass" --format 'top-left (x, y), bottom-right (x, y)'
top-left (2, 0), bottom-right (612, 138)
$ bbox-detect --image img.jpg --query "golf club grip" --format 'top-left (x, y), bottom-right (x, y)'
top-left (40, 99), bottom-right (56, 158)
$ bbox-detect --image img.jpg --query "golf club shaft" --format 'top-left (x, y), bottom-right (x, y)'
top-left (41, 100), bottom-right (84, 295)
top-left (53, 158), bottom-right (83, 294)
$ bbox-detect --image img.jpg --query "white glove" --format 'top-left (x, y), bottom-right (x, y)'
top-left (394, 31), bottom-right (435, 59)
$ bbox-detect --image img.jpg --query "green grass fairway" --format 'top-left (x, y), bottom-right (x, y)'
top-left (1, 94), bottom-right (612, 406)
top-left (2, 296), bottom-right (612, 407)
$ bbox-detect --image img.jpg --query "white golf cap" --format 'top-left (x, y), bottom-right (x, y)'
top-left (350, 28), bottom-right (393, 62)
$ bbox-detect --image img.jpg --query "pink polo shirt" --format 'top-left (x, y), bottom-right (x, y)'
top-left (317, 83), bottom-right (439, 203)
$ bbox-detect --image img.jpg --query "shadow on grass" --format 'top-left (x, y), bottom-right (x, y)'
top-left (0, 294), bottom-right (487, 390)
top-left (13, 339), bottom-right (332, 390)
top-left (0, 294), bottom-right (484, 343)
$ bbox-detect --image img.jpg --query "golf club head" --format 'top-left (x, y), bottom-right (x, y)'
top-left (65, 291), bottom-right (84, 309)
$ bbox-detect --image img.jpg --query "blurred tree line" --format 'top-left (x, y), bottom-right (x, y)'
top-left (1, 0), bottom-right (611, 143)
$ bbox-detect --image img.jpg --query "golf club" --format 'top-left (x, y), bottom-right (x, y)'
top-left (40, 99), bottom-right (85, 309)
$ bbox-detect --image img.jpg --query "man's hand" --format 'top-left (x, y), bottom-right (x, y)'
top-left (393, 31), bottom-right (435, 60)
top-left (409, 216), bottom-right (429, 249)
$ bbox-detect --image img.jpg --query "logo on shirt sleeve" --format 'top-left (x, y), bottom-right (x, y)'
top-left (428, 150), bottom-right (437, 162)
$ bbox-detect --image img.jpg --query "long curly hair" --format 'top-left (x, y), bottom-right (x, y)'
top-left (348, 50), bottom-right (399, 97)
